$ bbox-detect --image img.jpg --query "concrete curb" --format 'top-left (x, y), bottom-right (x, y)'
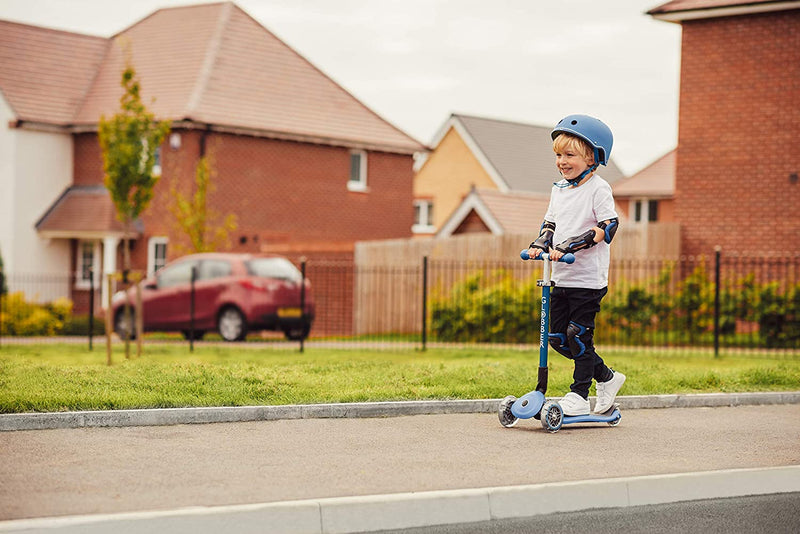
top-left (1, 392), bottom-right (799, 432)
top-left (1, 465), bottom-right (798, 533)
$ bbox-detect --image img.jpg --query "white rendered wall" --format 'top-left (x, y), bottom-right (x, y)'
top-left (0, 92), bottom-right (16, 273)
top-left (0, 97), bottom-right (73, 300)
top-left (14, 128), bottom-right (73, 275)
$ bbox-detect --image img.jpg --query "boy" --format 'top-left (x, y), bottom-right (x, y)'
top-left (527, 114), bottom-right (625, 416)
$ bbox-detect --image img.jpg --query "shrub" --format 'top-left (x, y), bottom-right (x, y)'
top-left (430, 269), bottom-right (540, 343)
top-left (62, 314), bottom-right (106, 336)
top-left (0, 292), bottom-right (74, 336)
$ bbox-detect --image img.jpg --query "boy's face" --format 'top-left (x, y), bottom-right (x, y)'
top-left (554, 145), bottom-right (593, 183)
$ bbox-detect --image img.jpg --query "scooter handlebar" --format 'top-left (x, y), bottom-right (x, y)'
top-left (520, 249), bottom-right (575, 264)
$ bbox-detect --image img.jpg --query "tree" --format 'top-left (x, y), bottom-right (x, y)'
top-left (170, 156), bottom-right (237, 254)
top-left (98, 62), bottom-right (170, 274)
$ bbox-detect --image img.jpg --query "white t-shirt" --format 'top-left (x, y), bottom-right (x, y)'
top-left (544, 175), bottom-right (618, 289)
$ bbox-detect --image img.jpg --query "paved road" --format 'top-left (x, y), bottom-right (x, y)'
top-left (370, 492), bottom-right (800, 534)
top-left (2, 404), bottom-right (799, 523)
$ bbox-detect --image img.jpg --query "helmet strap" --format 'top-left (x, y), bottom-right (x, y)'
top-left (554, 163), bottom-right (598, 188)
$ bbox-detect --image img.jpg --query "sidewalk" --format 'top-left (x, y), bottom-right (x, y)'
top-left (1, 394), bottom-right (799, 533)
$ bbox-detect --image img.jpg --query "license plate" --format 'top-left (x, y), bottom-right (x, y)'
top-left (277, 307), bottom-right (302, 318)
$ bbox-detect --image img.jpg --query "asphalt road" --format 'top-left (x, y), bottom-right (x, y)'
top-left (2, 404), bottom-right (799, 523)
top-left (368, 492), bottom-right (800, 534)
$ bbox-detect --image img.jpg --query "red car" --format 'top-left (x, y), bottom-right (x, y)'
top-left (112, 253), bottom-right (314, 341)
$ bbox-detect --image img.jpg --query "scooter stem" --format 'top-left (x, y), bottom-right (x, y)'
top-left (537, 257), bottom-right (553, 393)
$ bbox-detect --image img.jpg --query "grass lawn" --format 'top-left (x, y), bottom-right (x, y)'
top-left (0, 343), bottom-right (798, 413)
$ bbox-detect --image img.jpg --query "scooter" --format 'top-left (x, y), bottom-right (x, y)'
top-left (498, 250), bottom-right (621, 433)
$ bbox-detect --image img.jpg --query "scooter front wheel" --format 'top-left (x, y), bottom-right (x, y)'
top-left (498, 395), bottom-right (518, 428)
top-left (540, 400), bottom-right (563, 433)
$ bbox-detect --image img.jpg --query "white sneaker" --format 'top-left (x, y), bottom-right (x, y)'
top-left (560, 392), bottom-right (590, 416)
top-left (594, 371), bottom-right (626, 414)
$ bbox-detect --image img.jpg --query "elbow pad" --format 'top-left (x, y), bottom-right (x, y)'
top-left (598, 218), bottom-right (619, 244)
top-left (555, 229), bottom-right (597, 254)
top-left (530, 220), bottom-right (556, 252)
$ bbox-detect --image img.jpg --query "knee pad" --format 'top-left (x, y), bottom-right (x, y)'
top-left (548, 333), bottom-right (572, 358)
top-left (566, 322), bottom-right (591, 358)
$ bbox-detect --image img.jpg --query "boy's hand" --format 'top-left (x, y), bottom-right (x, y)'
top-left (549, 249), bottom-right (564, 261)
top-left (527, 247), bottom-right (542, 259)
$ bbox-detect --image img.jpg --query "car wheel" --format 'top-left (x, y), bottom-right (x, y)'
top-left (283, 323), bottom-right (310, 341)
top-left (114, 308), bottom-right (137, 340)
top-left (218, 307), bottom-right (246, 342)
top-left (181, 330), bottom-right (206, 341)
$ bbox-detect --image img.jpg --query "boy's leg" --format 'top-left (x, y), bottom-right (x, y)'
top-left (566, 288), bottom-right (612, 399)
top-left (547, 287), bottom-right (572, 358)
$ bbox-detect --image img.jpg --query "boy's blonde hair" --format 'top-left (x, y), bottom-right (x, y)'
top-left (552, 133), bottom-right (594, 164)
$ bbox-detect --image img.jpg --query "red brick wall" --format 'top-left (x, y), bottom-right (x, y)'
top-left (73, 129), bottom-right (415, 263)
top-left (675, 10), bottom-right (800, 257)
top-left (71, 129), bottom-right (415, 333)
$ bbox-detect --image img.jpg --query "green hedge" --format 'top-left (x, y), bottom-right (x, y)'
top-left (431, 263), bottom-right (800, 348)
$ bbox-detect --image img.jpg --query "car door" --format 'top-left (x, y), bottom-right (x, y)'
top-left (193, 259), bottom-right (234, 326)
top-left (143, 260), bottom-right (197, 330)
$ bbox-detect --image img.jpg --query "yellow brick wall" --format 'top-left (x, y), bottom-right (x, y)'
top-left (413, 127), bottom-right (497, 228)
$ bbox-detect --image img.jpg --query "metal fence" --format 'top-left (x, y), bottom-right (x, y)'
top-left (1, 253), bottom-right (799, 356)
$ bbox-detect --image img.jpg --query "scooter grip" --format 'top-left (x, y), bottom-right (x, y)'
top-left (519, 249), bottom-right (575, 264)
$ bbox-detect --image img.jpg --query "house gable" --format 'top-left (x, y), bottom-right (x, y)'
top-left (414, 126), bottom-right (497, 229)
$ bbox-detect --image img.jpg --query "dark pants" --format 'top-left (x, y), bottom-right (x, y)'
top-left (549, 286), bottom-right (613, 399)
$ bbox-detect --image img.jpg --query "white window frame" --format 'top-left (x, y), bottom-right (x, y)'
top-left (147, 237), bottom-right (169, 277)
top-left (412, 199), bottom-right (436, 234)
top-left (75, 240), bottom-right (100, 289)
top-left (347, 150), bottom-right (368, 192)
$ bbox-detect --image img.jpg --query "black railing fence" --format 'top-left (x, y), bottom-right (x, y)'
top-left (1, 253), bottom-right (798, 356)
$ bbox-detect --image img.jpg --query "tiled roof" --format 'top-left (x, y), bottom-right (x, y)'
top-left (1, 2), bottom-right (423, 154)
top-left (0, 21), bottom-right (107, 125)
top-left (477, 188), bottom-right (551, 234)
top-left (35, 185), bottom-right (143, 237)
top-left (612, 149), bottom-right (675, 198)
top-left (438, 188), bottom-right (551, 236)
top-left (648, 0), bottom-right (795, 17)
top-left (447, 114), bottom-right (626, 195)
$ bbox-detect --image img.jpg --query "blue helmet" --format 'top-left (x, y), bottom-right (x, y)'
top-left (551, 114), bottom-right (614, 166)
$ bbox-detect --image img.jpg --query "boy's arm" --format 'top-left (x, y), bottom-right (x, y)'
top-left (554, 218), bottom-right (619, 254)
top-left (529, 220), bottom-right (556, 255)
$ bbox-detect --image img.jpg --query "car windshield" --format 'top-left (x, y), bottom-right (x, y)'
top-left (246, 257), bottom-right (302, 283)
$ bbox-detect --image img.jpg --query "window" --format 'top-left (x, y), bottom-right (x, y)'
top-left (348, 150), bottom-right (367, 191)
top-left (647, 200), bottom-right (659, 222)
top-left (198, 260), bottom-right (233, 281)
top-left (75, 240), bottom-right (99, 289)
top-left (631, 199), bottom-right (659, 223)
top-left (156, 261), bottom-right (196, 289)
top-left (246, 257), bottom-right (302, 283)
top-left (153, 146), bottom-right (162, 177)
top-left (147, 237), bottom-right (168, 277)
top-left (412, 200), bottom-right (435, 233)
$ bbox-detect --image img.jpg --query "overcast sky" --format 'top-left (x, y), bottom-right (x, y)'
top-left (1, 0), bottom-right (681, 176)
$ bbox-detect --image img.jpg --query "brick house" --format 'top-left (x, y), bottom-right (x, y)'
top-left (612, 149), bottom-right (676, 225)
top-left (648, 0), bottom-right (800, 257)
top-left (0, 2), bottom-right (424, 311)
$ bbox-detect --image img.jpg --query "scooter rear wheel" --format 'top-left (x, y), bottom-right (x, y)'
top-left (540, 400), bottom-right (563, 433)
top-left (498, 395), bottom-right (518, 428)
top-left (608, 404), bottom-right (622, 426)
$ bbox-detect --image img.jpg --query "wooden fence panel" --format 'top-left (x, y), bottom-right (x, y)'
top-left (352, 224), bottom-right (681, 335)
